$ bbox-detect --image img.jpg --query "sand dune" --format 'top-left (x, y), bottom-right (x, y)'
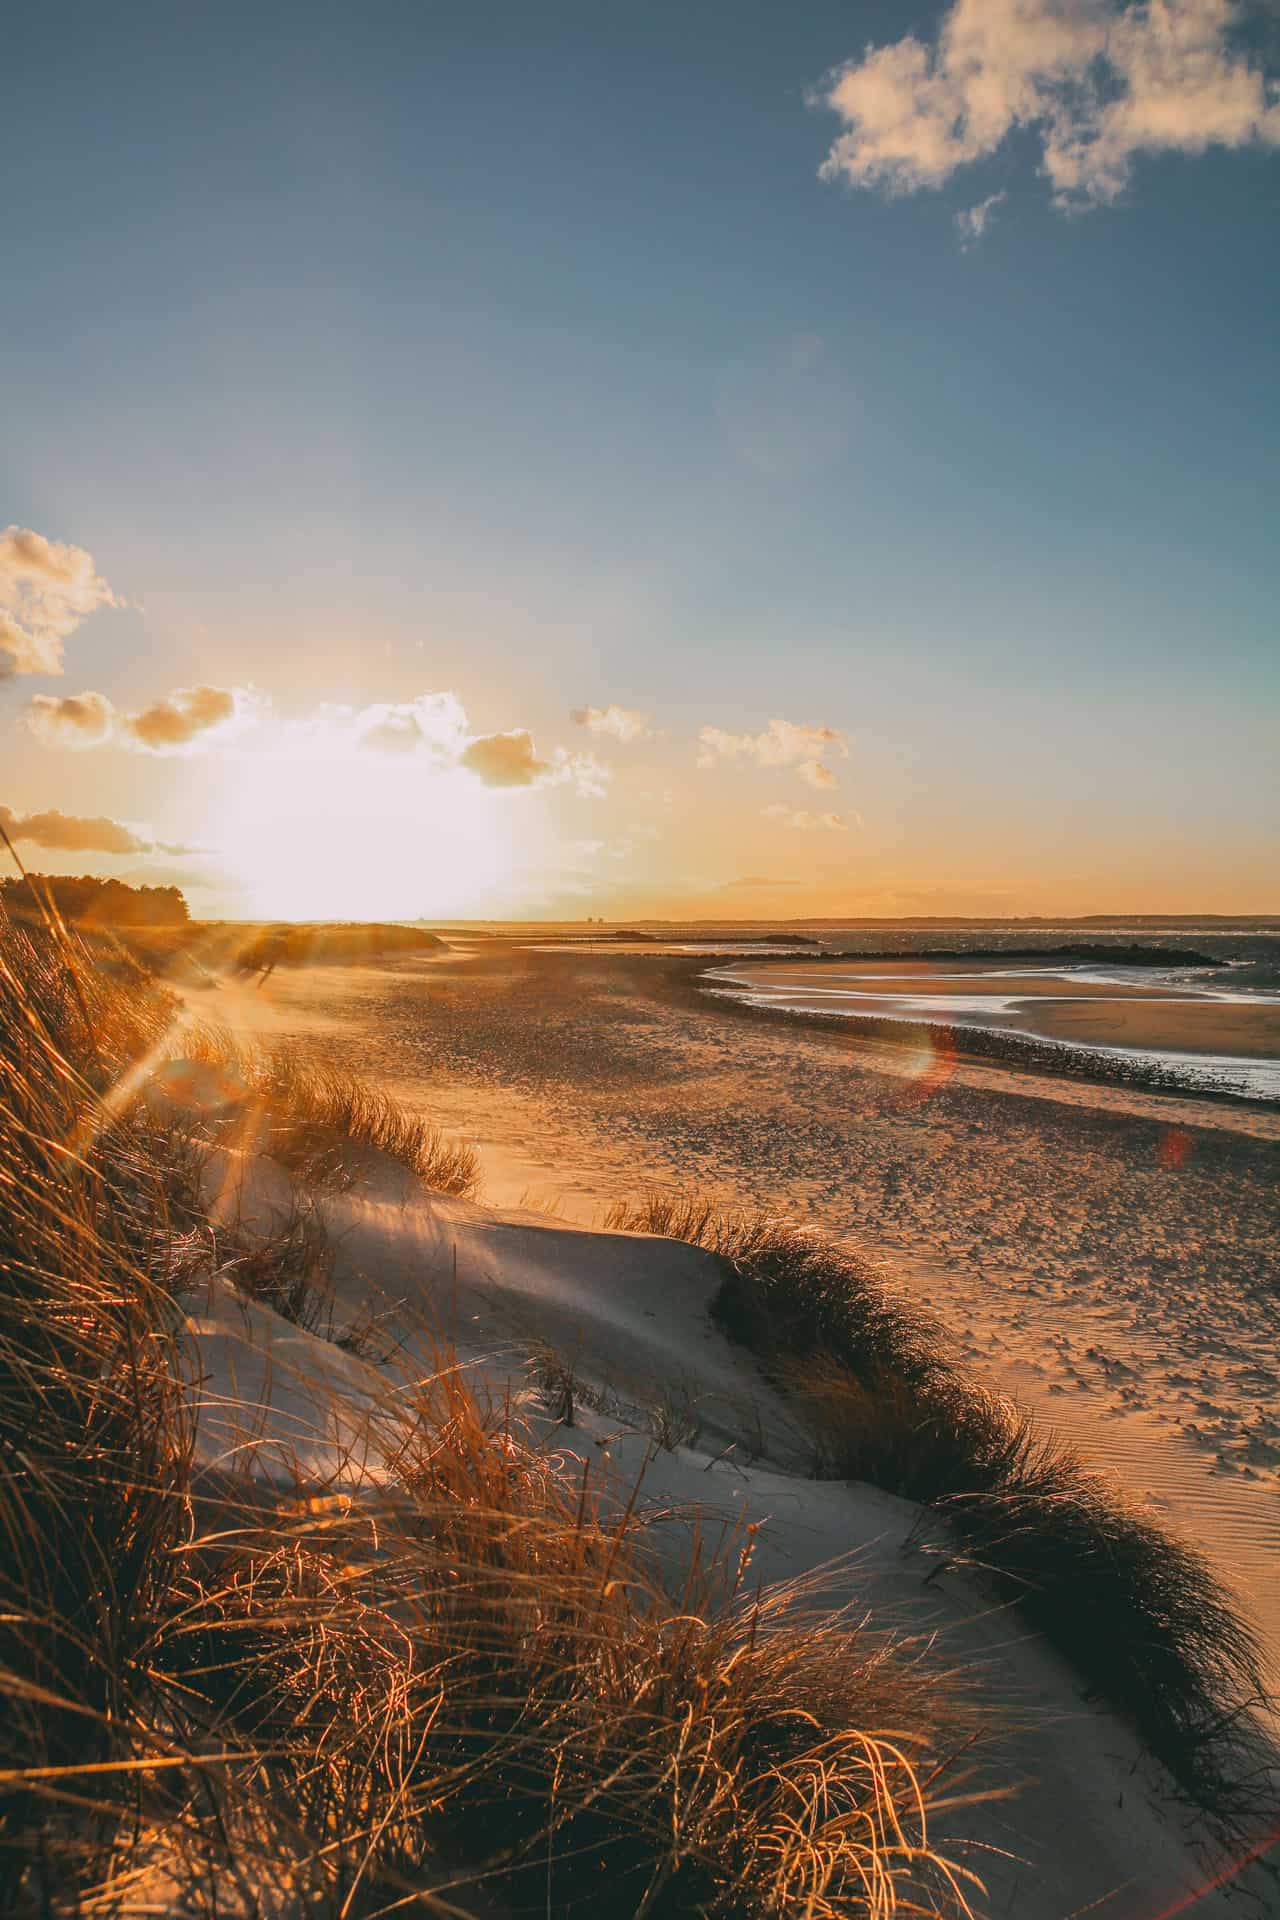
top-left (191, 1140), bottom-right (1273, 1920)
top-left (181, 945), bottom-right (1280, 1713)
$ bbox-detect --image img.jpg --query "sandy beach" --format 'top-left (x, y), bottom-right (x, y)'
top-left (198, 938), bottom-right (1280, 1699)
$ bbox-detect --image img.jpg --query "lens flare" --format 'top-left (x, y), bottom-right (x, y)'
top-left (892, 1022), bottom-right (958, 1109)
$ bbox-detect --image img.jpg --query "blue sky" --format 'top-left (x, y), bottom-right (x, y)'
top-left (2, 1), bottom-right (1277, 917)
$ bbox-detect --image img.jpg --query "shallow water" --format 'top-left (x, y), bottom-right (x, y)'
top-left (710, 960), bottom-right (1280, 1102)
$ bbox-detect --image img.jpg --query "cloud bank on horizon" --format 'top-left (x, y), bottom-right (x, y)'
top-left (815, 0), bottom-right (1280, 212)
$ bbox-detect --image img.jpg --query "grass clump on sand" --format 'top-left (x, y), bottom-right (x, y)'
top-left (165, 1026), bottom-right (481, 1197)
top-left (0, 904), bottom-right (977, 1917)
top-left (604, 1195), bottom-right (1275, 1833)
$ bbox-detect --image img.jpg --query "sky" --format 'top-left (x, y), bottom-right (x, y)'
top-left (2, 0), bottom-right (1278, 921)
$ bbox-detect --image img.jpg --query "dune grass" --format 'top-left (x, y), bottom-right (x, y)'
top-left (604, 1195), bottom-right (1275, 1832)
top-left (166, 1025), bottom-right (481, 1198)
top-left (0, 902), bottom-right (977, 1916)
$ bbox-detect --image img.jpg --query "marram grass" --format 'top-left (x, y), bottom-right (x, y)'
top-left (0, 904), bottom-right (977, 1917)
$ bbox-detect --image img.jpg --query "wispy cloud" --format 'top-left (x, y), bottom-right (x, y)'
top-left (761, 804), bottom-right (847, 831)
top-left (0, 526), bottom-right (119, 677)
top-left (352, 693), bottom-right (469, 757)
top-left (698, 717), bottom-right (850, 790)
top-left (955, 189), bottom-right (1007, 247)
top-left (723, 874), bottom-right (803, 888)
top-left (571, 703), bottom-right (653, 742)
top-left (814, 0), bottom-right (1280, 211)
top-left (27, 685), bottom-right (261, 753)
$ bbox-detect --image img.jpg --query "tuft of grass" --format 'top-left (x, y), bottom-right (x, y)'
top-left (174, 1026), bottom-right (481, 1197)
top-left (605, 1194), bottom-right (1276, 1832)
top-left (217, 1191), bottom-right (338, 1335)
top-left (1, 898), bottom-right (979, 1916)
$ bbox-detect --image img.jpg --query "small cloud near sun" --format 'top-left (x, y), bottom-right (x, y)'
top-left (281, 693), bottom-right (606, 796)
top-left (354, 692), bottom-right (469, 756)
top-left (460, 729), bottom-right (554, 788)
top-left (27, 684), bottom-right (262, 753)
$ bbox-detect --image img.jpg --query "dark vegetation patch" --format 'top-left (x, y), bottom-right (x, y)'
top-left (1, 870), bottom-right (190, 926)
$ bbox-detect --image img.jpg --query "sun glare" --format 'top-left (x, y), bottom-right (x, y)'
top-left (214, 750), bottom-right (514, 921)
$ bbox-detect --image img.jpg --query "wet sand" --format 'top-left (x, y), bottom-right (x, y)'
top-left (195, 942), bottom-right (1280, 1690)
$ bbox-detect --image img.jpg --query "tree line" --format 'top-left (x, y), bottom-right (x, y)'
top-left (0, 874), bottom-right (191, 927)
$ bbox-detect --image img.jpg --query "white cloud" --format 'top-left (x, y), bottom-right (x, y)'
top-left (353, 692), bottom-right (470, 757)
top-left (0, 526), bottom-right (119, 676)
top-left (815, 0), bottom-right (1280, 211)
top-left (796, 758), bottom-right (839, 791)
top-left (27, 685), bottom-right (261, 753)
top-left (571, 703), bottom-right (653, 742)
top-left (559, 750), bottom-right (610, 798)
top-left (698, 717), bottom-right (850, 790)
top-left (956, 189), bottom-right (1008, 246)
top-left (761, 804), bottom-right (847, 831)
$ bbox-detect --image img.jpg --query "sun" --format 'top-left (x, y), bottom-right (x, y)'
top-left (212, 748), bottom-right (516, 921)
